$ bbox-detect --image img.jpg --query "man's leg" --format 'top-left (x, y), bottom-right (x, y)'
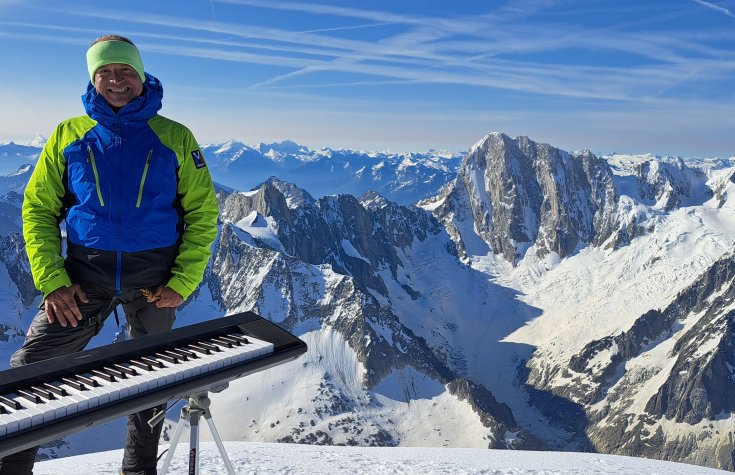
top-left (0, 284), bottom-right (116, 475)
top-left (119, 290), bottom-right (175, 475)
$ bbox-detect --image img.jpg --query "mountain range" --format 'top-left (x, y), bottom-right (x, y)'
top-left (1, 133), bottom-right (734, 471)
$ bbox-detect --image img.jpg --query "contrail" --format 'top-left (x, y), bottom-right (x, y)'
top-left (692, 0), bottom-right (735, 18)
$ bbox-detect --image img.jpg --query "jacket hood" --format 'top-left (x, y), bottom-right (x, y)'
top-left (82, 72), bottom-right (163, 128)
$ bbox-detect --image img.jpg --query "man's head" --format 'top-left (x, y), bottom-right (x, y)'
top-left (86, 35), bottom-right (145, 110)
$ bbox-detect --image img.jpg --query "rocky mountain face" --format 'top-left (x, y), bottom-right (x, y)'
top-left (546, 252), bottom-right (735, 469)
top-left (636, 158), bottom-right (704, 211)
top-left (424, 133), bottom-right (715, 264)
top-left (218, 177), bottom-right (446, 298)
top-left (425, 133), bottom-right (621, 263)
top-left (206, 183), bottom-right (542, 449)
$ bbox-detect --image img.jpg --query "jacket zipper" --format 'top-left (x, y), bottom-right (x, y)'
top-left (114, 118), bottom-right (121, 295)
top-left (136, 150), bottom-right (153, 208)
top-left (87, 146), bottom-right (105, 207)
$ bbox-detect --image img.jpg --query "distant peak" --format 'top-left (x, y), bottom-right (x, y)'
top-left (29, 135), bottom-right (47, 147)
top-left (256, 140), bottom-right (309, 155)
top-left (215, 139), bottom-right (249, 153)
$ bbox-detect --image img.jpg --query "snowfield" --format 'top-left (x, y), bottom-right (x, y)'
top-left (33, 442), bottom-right (730, 474)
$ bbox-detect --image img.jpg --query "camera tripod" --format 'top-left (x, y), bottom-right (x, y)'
top-left (157, 389), bottom-right (236, 475)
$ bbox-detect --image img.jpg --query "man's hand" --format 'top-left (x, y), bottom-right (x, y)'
top-left (45, 284), bottom-right (89, 328)
top-left (152, 286), bottom-right (183, 308)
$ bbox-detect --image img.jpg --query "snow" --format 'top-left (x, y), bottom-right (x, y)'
top-left (234, 211), bottom-right (286, 253)
top-left (341, 239), bottom-right (370, 263)
top-left (32, 442), bottom-right (728, 474)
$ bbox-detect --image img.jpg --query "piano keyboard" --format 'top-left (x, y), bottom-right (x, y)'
top-left (0, 312), bottom-right (307, 458)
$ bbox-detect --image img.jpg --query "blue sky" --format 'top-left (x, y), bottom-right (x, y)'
top-left (0, 0), bottom-right (734, 157)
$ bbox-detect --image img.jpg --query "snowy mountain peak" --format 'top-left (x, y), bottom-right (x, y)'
top-left (255, 139), bottom-right (308, 156)
top-left (212, 139), bottom-right (250, 154)
top-left (28, 135), bottom-right (47, 148)
top-left (431, 134), bottom-right (619, 264)
top-left (468, 131), bottom-right (510, 155)
top-left (263, 176), bottom-right (316, 208)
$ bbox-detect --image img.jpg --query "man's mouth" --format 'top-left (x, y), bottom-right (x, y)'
top-left (108, 87), bottom-right (130, 93)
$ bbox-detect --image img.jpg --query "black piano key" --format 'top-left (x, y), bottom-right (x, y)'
top-left (0, 394), bottom-right (22, 410)
top-left (114, 363), bottom-right (138, 376)
top-left (142, 356), bottom-right (165, 368)
top-left (166, 349), bottom-right (189, 361)
top-left (173, 347), bottom-right (198, 359)
top-left (129, 359), bottom-right (155, 371)
top-left (219, 335), bottom-right (243, 346)
top-left (188, 343), bottom-right (211, 355)
top-left (43, 382), bottom-right (68, 397)
top-left (92, 368), bottom-right (116, 382)
top-left (198, 341), bottom-right (220, 352)
top-left (61, 377), bottom-right (86, 391)
top-left (17, 389), bottom-right (43, 404)
top-left (211, 337), bottom-right (233, 348)
top-left (155, 352), bottom-right (178, 364)
top-left (76, 374), bottom-right (100, 387)
top-left (103, 366), bottom-right (126, 379)
top-left (0, 404), bottom-right (6, 414)
top-left (228, 333), bottom-right (250, 344)
top-left (30, 385), bottom-right (55, 400)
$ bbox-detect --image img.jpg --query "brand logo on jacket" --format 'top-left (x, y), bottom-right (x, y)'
top-left (191, 150), bottom-right (207, 169)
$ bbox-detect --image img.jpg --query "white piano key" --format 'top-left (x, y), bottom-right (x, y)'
top-left (82, 374), bottom-right (114, 406)
top-left (165, 350), bottom-right (199, 380)
top-left (56, 382), bottom-right (91, 414)
top-left (12, 399), bottom-right (44, 431)
top-left (90, 374), bottom-right (124, 403)
top-left (113, 372), bottom-right (142, 399)
top-left (148, 360), bottom-right (181, 386)
top-left (20, 395), bottom-right (66, 425)
top-left (0, 410), bottom-right (20, 436)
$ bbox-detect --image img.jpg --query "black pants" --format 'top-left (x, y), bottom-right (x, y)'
top-left (0, 283), bottom-right (175, 475)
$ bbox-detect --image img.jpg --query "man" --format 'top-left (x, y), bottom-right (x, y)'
top-left (0, 35), bottom-right (219, 475)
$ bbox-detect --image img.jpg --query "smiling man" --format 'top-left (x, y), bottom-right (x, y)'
top-left (0, 35), bottom-right (219, 475)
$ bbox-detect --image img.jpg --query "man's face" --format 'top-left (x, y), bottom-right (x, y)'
top-left (94, 63), bottom-right (143, 110)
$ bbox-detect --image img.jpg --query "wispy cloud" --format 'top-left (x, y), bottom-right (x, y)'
top-left (692, 0), bottom-right (735, 18)
top-left (15, 2), bottom-right (735, 105)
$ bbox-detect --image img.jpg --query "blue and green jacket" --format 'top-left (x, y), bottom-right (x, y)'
top-left (22, 73), bottom-right (219, 300)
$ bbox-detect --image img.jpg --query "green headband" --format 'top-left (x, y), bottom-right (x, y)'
top-left (86, 40), bottom-right (145, 83)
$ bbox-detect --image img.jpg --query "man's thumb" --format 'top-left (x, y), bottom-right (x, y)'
top-left (74, 285), bottom-right (90, 302)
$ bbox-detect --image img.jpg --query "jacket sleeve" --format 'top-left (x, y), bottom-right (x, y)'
top-left (22, 126), bottom-right (73, 298)
top-left (165, 131), bottom-right (219, 300)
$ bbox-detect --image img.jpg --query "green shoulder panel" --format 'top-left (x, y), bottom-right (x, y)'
top-left (22, 116), bottom-right (97, 298)
top-left (148, 115), bottom-right (219, 300)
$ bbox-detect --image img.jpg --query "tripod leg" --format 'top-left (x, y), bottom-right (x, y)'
top-left (189, 409), bottom-right (201, 475)
top-left (160, 409), bottom-right (189, 475)
top-left (204, 411), bottom-right (236, 475)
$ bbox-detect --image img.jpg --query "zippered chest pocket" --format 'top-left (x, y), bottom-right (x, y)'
top-left (132, 149), bottom-right (178, 210)
top-left (136, 149), bottom-right (153, 208)
top-left (65, 145), bottom-right (106, 208)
